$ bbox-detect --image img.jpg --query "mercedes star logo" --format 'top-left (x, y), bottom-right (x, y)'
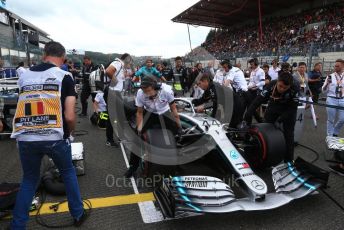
top-left (251, 180), bottom-right (265, 190)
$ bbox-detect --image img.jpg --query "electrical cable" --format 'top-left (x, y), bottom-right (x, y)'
top-left (35, 188), bottom-right (92, 228)
top-left (297, 143), bottom-right (320, 163)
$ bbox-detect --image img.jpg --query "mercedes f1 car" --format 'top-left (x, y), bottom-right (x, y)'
top-left (107, 83), bottom-right (328, 219)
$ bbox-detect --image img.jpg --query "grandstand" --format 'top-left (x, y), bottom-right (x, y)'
top-left (173, 0), bottom-right (344, 72)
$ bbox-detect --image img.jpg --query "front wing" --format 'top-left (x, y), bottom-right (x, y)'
top-left (154, 161), bottom-right (326, 218)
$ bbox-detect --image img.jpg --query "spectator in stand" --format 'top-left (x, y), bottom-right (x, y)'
top-left (268, 59), bottom-right (281, 81)
top-left (16, 62), bottom-right (27, 78)
top-left (308, 62), bottom-right (323, 103)
top-left (189, 2), bottom-right (344, 60)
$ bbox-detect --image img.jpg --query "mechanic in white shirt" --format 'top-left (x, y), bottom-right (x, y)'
top-left (213, 64), bottom-right (230, 86)
top-left (268, 59), bottom-right (281, 81)
top-left (221, 60), bottom-right (248, 127)
top-left (125, 76), bottom-right (182, 178)
top-left (92, 91), bottom-right (108, 128)
top-left (105, 53), bottom-right (133, 147)
top-left (246, 58), bottom-right (265, 123)
top-left (16, 62), bottom-right (27, 78)
top-left (93, 91), bottom-right (107, 113)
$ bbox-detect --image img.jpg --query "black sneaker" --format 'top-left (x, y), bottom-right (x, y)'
top-left (106, 141), bottom-right (119, 148)
top-left (78, 113), bottom-right (87, 117)
top-left (124, 167), bottom-right (136, 178)
top-left (74, 210), bottom-right (88, 227)
top-left (329, 164), bottom-right (344, 176)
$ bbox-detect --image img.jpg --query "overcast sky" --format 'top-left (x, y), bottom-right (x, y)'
top-left (6, 0), bottom-right (210, 58)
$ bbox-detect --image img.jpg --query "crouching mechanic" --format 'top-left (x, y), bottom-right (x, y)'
top-left (92, 90), bottom-right (108, 129)
top-left (243, 72), bottom-right (300, 162)
top-left (10, 42), bottom-right (86, 229)
top-left (124, 76), bottom-right (182, 177)
top-left (192, 73), bottom-right (217, 118)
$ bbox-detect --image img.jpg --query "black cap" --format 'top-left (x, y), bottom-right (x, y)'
top-left (220, 59), bottom-right (230, 66)
top-left (140, 76), bottom-right (157, 88)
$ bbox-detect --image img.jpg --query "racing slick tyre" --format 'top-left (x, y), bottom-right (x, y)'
top-left (144, 129), bottom-right (178, 178)
top-left (247, 123), bottom-right (286, 168)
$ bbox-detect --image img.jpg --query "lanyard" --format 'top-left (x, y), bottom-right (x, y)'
top-left (335, 73), bottom-right (344, 86)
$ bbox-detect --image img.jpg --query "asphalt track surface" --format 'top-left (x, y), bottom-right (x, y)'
top-left (1, 99), bottom-right (344, 230)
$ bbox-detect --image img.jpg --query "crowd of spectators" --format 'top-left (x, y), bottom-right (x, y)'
top-left (187, 3), bottom-right (344, 60)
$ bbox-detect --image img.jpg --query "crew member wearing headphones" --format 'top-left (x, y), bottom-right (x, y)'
top-left (246, 58), bottom-right (265, 123)
top-left (124, 76), bottom-right (181, 178)
top-left (222, 60), bottom-right (248, 127)
top-left (213, 60), bottom-right (231, 86)
top-left (243, 72), bottom-right (300, 162)
top-left (192, 73), bottom-right (218, 118)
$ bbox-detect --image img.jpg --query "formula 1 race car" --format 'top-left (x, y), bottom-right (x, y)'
top-left (107, 83), bottom-right (328, 218)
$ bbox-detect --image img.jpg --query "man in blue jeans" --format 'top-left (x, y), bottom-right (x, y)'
top-left (10, 41), bottom-right (85, 229)
top-left (322, 59), bottom-right (344, 176)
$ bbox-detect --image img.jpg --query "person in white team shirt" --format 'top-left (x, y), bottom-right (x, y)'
top-left (124, 76), bottom-right (182, 178)
top-left (213, 61), bottom-right (231, 86)
top-left (16, 61), bottom-right (27, 78)
top-left (322, 59), bottom-right (344, 176)
top-left (93, 91), bottom-right (107, 113)
top-left (268, 59), bottom-right (281, 81)
top-left (92, 91), bottom-right (108, 129)
top-left (246, 58), bottom-right (265, 123)
top-left (222, 60), bottom-right (248, 127)
top-left (105, 53), bottom-right (133, 147)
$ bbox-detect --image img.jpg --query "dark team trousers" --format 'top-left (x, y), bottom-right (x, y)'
top-left (80, 84), bottom-right (95, 115)
top-left (245, 90), bottom-right (263, 124)
top-left (230, 91), bottom-right (247, 128)
top-left (128, 111), bottom-right (177, 170)
top-left (264, 103), bottom-right (297, 162)
top-left (106, 118), bottom-right (114, 142)
top-left (309, 87), bottom-right (320, 103)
